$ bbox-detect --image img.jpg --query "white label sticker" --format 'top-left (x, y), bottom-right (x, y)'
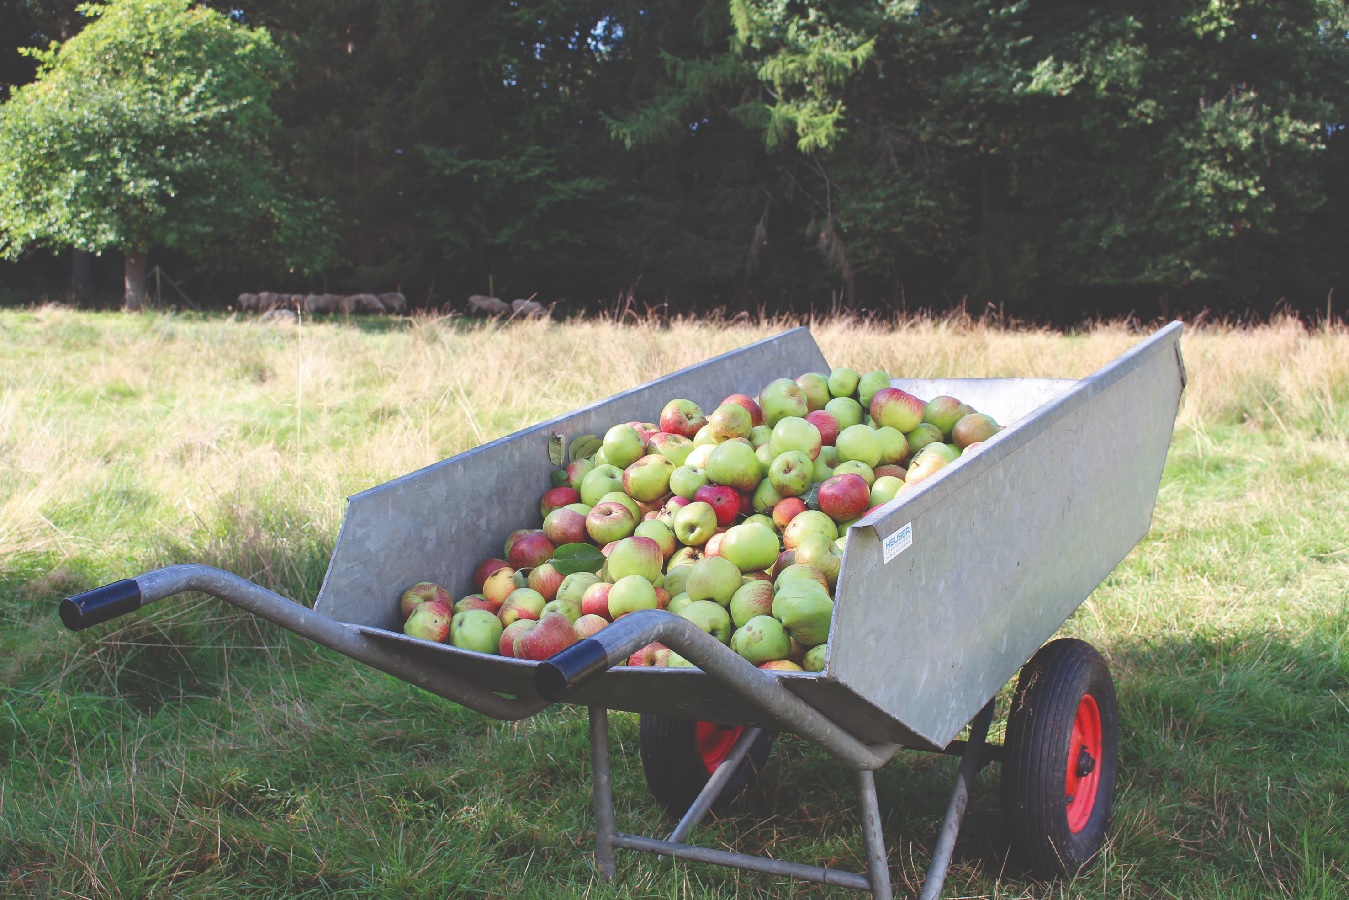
top-left (883, 522), bottom-right (913, 564)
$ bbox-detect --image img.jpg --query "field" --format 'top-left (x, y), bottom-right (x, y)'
top-left (1, 306), bottom-right (1346, 898)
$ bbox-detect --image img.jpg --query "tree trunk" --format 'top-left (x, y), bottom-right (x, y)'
top-left (124, 250), bottom-right (148, 311)
top-left (70, 249), bottom-right (93, 302)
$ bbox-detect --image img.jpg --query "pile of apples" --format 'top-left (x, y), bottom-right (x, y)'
top-left (398, 367), bottom-right (1001, 670)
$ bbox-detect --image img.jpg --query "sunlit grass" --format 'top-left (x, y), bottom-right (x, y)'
top-left (1, 306), bottom-right (1346, 897)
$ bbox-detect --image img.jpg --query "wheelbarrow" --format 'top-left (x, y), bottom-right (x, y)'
top-left (59, 323), bottom-right (1187, 898)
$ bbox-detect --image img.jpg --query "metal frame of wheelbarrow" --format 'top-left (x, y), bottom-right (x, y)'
top-left (60, 322), bottom-right (1187, 899)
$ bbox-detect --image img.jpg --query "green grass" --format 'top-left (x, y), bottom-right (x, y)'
top-left (2, 306), bottom-right (1346, 897)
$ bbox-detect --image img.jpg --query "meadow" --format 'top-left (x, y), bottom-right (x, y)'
top-left (1, 306), bottom-right (1346, 898)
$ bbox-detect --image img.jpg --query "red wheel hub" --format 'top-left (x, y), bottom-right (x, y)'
top-left (1065, 694), bottom-right (1102, 833)
top-left (696, 722), bottom-right (743, 775)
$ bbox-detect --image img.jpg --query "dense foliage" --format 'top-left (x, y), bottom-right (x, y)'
top-left (1, 0), bottom-right (1347, 320)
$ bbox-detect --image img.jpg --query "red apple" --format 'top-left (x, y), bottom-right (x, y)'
top-left (574, 614), bottom-right (609, 640)
top-left (498, 619), bottom-right (536, 657)
top-left (514, 611), bottom-right (577, 660)
top-left (720, 393), bottom-right (764, 426)
top-left (404, 598), bottom-right (452, 642)
top-left (540, 485), bottom-right (582, 518)
top-left (527, 562), bottom-right (566, 601)
top-left (694, 484), bottom-right (741, 526)
top-left (507, 530), bottom-right (555, 570)
top-left (818, 473), bottom-right (871, 522)
top-left (580, 582), bottom-right (613, 620)
top-left (870, 387), bottom-right (927, 433)
top-left (587, 501), bottom-right (637, 544)
top-left (499, 587), bottom-right (547, 626)
top-left (543, 506), bottom-right (589, 545)
top-left (454, 594), bottom-right (499, 615)
top-left (628, 641), bottom-right (671, 667)
top-left (805, 409), bottom-right (841, 446)
top-left (659, 399), bottom-right (707, 438)
top-left (772, 497), bottom-right (808, 530)
top-left (473, 559), bottom-right (511, 592)
top-left (482, 567), bottom-right (519, 606)
top-left (400, 582), bottom-right (451, 619)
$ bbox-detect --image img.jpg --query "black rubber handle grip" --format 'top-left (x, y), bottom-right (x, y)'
top-left (534, 638), bottom-right (611, 702)
top-left (59, 580), bottom-right (143, 631)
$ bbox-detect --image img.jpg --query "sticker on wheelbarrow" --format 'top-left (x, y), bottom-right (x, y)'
top-left (883, 522), bottom-right (913, 563)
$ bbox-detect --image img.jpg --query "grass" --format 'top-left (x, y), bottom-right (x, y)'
top-left (1, 306), bottom-right (1346, 898)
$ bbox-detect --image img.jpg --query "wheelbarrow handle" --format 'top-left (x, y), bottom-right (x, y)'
top-left (60, 580), bottom-right (144, 631)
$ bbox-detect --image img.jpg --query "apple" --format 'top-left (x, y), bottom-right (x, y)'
top-left (804, 643), bottom-right (827, 672)
top-left (543, 506), bottom-right (589, 545)
top-left (759, 659), bottom-right (805, 672)
top-left (774, 562), bottom-right (830, 594)
top-left (541, 597), bottom-right (582, 624)
top-left (833, 459), bottom-right (875, 486)
top-left (482, 567), bottom-right (519, 607)
top-left (527, 562), bottom-right (567, 601)
top-left (404, 599), bottom-right (452, 642)
top-left (623, 453), bottom-right (675, 502)
top-left (795, 372), bottom-right (831, 412)
top-left (685, 555), bottom-right (742, 606)
top-left (857, 370), bottom-right (892, 407)
top-left (666, 593), bottom-right (693, 615)
top-left (579, 463), bottom-right (625, 506)
top-left (758, 377), bottom-right (810, 426)
top-left (601, 423), bottom-right (646, 469)
top-left (729, 579), bottom-right (776, 627)
top-left (825, 396), bottom-right (865, 430)
top-left (952, 412), bottom-right (1001, 448)
top-left (628, 642), bottom-right (671, 667)
top-left (914, 441), bottom-right (960, 465)
top-left (704, 439), bottom-right (762, 493)
top-left (906, 451), bottom-right (950, 487)
top-left (772, 497), bottom-right (808, 530)
top-left (905, 422), bottom-right (944, 456)
top-left (455, 594), bottom-right (499, 615)
top-left (472, 560), bottom-right (511, 592)
top-left (720, 393), bottom-right (764, 426)
top-left (560, 457), bottom-right (596, 489)
top-left (587, 501), bottom-right (637, 544)
top-left (684, 442), bottom-right (715, 469)
top-left (400, 582), bottom-right (451, 619)
top-left (769, 416), bottom-right (823, 460)
top-left (782, 509), bottom-right (839, 550)
top-left (574, 614), bottom-right (609, 640)
top-left (556, 571), bottom-right (602, 606)
top-left (659, 399), bottom-right (707, 438)
top-left (772, 580), bottom-right (835, 647)
top-left (499, 588), bottom-right (547, 626)
top-left (752, 477), bottom-right (784, 514)
top-left (507, 530), bottom-right (555, 570)
top-left (818, 473), bottom-right (871, 522)
top-left (707, 402), bottom-right (754, 440)
top-left (923, 395), bottom-right (968, 437)
top-left (514, 611), bottom-right (578, 660)
top-left (648, 431), bottom-right (695, 467)
top-left (540, 485), bottom-right (582, 518)
top-left (691, 424), bottom-right (720, 447)
top-left (874, 425), bottom-right (910, 466)
top-left (755, 442), bottom-right (775, 471)
top-left (869, 387), bottom-right (926, 433)
top-left (634, 519), bottom-right (677, 560)
top-left (580, 581), bottom-right (613, 619)
top-left (827, 367), bottom-right (860, 399)
top-left (793, 533), bottom-right (842, 589)
top-left (498, 619), bottom-right (536, 657)
top-left (870, 475), bottom-right (905, 507)
top-left (718, 520), bottom-right (781, 573)
top-left (835, 425), bottom-right (883, 468)
top-left (608, 574), bottom-right (660, 617)
top-left (694, 483), bottom-right (741, 526)
top-left (606, 536), bottom-right (665, 582)
top-left (678, 599), bottom-right (733, 644)
top-left (731, 615), bottom-right (792, 664)
top-left (668, 545), bottom-right (703, 569)
top-left (805, 409), bottom-right (841, 447)
top-left (767, 449), bottom-right (813, 497)
top-left (747, 424), bottom-right (773, 448)
top-left (668, 464), bottom-right (709, 500)
top-left (450, 608), bottom-right (504, 654)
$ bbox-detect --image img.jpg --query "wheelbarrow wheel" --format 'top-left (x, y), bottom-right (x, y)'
top-left (638, 714), bottom-right (773, 820)
top-left (1001, 638), bottom-right (1118, 880)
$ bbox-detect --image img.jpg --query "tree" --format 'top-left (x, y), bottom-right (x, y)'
top-left (0, 0), bottom-right (331, 309)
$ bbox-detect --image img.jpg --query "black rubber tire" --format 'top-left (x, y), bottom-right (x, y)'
top-left (1001, 638), bottom-right (1119, 879)
top-left (638, 714), bottom-right (774, 820)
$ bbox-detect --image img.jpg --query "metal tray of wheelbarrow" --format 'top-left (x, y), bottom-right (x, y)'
top-left (313, 322), bottom-right (1186, 750)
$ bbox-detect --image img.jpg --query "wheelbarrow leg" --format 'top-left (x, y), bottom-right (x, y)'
top-left (589, 706), bottom-right (618, 880)
top-left (917, 698), bottom-right (996, 900)
top-left (855, 768), bottom-right (893, 900)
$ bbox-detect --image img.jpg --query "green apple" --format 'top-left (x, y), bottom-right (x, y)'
top-left (622, 454), bottom-right (675, 502)
top-left (804, 643), bottom-right (827, 672)
top-left (672, 500), bottom-right (719, 546)
top-left (795, 372), bottom-right (831, 411)
top-left (874, 425), bottom-right (910, 466)
top-left (678, 599), bottom-right (733, 644)
top-left (607, 535), bottom-right (665, 582)
top-left (747, 424), bottom-right (773, 449)
top-left (836, 424), bottom-right (883, 468)
top-left (772, 580), bottom-right (835, 647)
top-left (607, 574), bottom-right (659, 617)
top-left (759, 377), bottom-right (810, 426)
top-left (541, 597), bottom-right (582, 624)
top-left (870, 475), bottom-right (905, 507)
top-left (664, 563), bottom-right (693, 597)
top-left (707, 402), bottom-right (754, 440)
top-left (666, 592), bottom-right (694, 615)
top-left (731, 615), bottom-right (793, 664)
top-left (905, 422), bottom-right (943, 456)
top-left (449, 608), bottom-right (502, 654)
top-left (579, 463), bottom-right (625, 507)
top-left (669, 464), bottom-right (709, 499)
top-left (773, 562), bottom-right (830, 594)
top-left (857, 370), bottom-right (891, 407)
top-left (603, 423), bottom-right (646, 469)
top-left (729, 579), bottom-right (776, 627)
top-left (825, 396), bottom-right (865, 430)
top-left (719, 520), bottom-right (781, 573)
top-left (768, 449), bottom-right (815, 497)
top-left (782, 509), bottom-right (839, 549)
top-left (704, 439), bottom-right (762, 492)
top-left (827, 367), bottom-right (860, 399)
top-left (769, 416), bottom-right (823, 460)
top-left (952, 412), bottom-right (1001, 448)
top-left (556, 572), bottom-right (602, 605)
top-left (752, 477), bottom-right (784, 513)
top-left (685, 555), bottom-right (742, 606)
top-left (634, 519), bottom-right (677, 560)
top-left (923, 395), bottom-right (968, 437)
top-left (793, 532), bottom-right (842, 590)
top-left (833, 459), bottom-right (875, 486)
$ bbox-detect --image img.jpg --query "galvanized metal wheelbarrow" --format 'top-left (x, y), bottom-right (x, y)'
top-left (60, 323), bottom-right (1186, 898)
